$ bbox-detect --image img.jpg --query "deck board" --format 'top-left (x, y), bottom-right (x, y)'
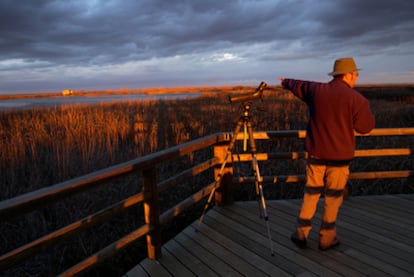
top-left (126, 194), bottom-right (414, 277)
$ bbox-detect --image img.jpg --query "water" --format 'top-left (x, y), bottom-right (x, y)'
top-left (0, 92), bottom-right (200, 110)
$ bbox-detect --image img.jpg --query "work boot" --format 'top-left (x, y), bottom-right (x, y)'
top-left (319, 238), bottom-right (340, 251)
top-left (290, 232), bottom-right (307, 248)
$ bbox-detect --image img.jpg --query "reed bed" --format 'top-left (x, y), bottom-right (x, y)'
top-left (0, 85), bottom-right (413, 276)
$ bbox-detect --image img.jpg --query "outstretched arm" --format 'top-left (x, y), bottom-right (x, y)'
top-left (276, 77), bottom-right (315, 102)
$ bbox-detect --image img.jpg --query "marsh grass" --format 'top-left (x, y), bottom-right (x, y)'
top-left (0, 85), bottom-right (413, 276)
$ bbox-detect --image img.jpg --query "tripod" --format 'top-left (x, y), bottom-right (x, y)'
top-left (198, 97), bottom-right (275, 256)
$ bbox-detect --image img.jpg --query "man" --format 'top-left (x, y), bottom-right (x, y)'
top-left (278, 57), bottom-right (375, 250)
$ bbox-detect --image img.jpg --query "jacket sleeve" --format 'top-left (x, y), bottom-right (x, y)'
top-left (353, 98), bottom-right (375, 134)
top-left (282, 79), bottom-right (312, 102)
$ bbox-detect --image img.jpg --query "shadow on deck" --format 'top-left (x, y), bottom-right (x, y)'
top-left (127, 194), bottom-right (414, 277)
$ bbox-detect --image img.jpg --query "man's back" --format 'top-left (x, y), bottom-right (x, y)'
top-left (281, 78), bottom-right (375, 161)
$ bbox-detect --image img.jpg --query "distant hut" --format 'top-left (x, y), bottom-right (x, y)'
top-left (62, 89), bottom-right (73, 96)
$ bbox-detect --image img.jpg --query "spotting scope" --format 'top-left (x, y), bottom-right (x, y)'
top-left (229, 81), bottom-right (267, 103)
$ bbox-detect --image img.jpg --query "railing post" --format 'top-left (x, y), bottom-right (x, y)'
top-left (143, 167), bottom-right (162, 260)
top-left (214, 142), bottom-right (234, 206)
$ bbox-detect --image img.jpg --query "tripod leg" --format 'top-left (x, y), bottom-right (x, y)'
top-left (197, 117), bottom-right (243, 229)
top-left (246, 120), bottom-right (263, 214)
top-left (247, 121), bottom-right (275, 256)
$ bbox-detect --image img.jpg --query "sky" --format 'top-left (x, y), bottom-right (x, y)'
top-left (0, 0), bottom-right (413, 94)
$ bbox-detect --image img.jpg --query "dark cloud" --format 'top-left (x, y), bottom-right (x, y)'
top-left (0, 0), bottom-right (413, 93)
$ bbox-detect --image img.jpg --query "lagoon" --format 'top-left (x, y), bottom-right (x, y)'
top-left (0, 92), bottom-right (200, 110)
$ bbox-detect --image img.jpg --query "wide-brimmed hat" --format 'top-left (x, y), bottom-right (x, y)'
top-left (328, 57), bottom-right (361, 76)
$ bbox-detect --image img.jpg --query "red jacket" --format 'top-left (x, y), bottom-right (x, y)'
top-left (282, 78), bottom-right (375, 162)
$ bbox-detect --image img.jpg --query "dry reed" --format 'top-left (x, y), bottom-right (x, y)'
top-left (0, 85), bottom-right (413, 276)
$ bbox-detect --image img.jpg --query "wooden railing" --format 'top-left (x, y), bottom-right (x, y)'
top-left (0, 128), bottom-right (413, 276)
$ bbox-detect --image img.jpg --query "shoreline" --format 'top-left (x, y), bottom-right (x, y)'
top-left (1, 83), bottom-right (413, 100)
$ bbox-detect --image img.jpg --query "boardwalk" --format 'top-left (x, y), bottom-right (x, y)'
top-left (127, 194), bottom-right (414, 276)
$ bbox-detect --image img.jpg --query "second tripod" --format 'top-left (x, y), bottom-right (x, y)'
top-left (198, 82), bottom-right (274, 256)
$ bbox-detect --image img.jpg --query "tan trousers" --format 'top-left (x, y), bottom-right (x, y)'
top-left (295, 162), bottom-right (349, 246)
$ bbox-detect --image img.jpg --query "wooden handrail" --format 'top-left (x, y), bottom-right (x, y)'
top-left (234, 171), bottom-right (414, 184)
top-left (0, 192), bottom-right (145, 270)
top-left (231, 148), bottom-right (413, 162)
top-left (230, 128), bottom-right (414, 140)
top-left (0, 133), bottom-right (225, 220)
top-left (59, 224), bottom-right (152, 277)
top-left (0, 128), bottom-right (413, 275)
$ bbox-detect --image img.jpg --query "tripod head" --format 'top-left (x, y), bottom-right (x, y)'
top-left (228, 81), bottom-right (267, 103)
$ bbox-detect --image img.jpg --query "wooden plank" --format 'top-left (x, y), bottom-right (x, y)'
top-left (124, 264), bottom-right (149, 277)
top-left (355, 127), bottom-right (414, 136)
top-left (343, 197), bottom-right (414, 238)
top-left (203, 209), bottom-right (311, 276)
top-left (209, 208), bottom-right (339, 276)
top-left (340, 202), bottom-right (414, 242)
top-left (139, 259), bottom-right (171, 277)
top-left (339, 203), bottom-right (414, 273)
top-left (345, 194), bottom-right (414, 222)
top-left (365, 195), bottom-right (414, 215)
top-left (230, 198), bottom-right (410, 276)
top-left (132, 195), bottom-right (414, 277)
top-left (186, 223), bottom-right (290, 277)
top-left (276, 198), bottom-right (414, 275)
top-left (397, 194), bottom-right (414, 201)
top-left (337, 222), bottom-right (414, 274)
top-left (360, 195), bottom-right (414, 216)
top-left (343, 206), bottom-right (414, 243)
top-left (226, 202), bottom-right (372, 277)
top-left (338, 209), bottom-right (414, 263)
top-left (262, 203), bottom-right (393, 276)
top-left (343, 248), bottom-right (413, 277)
top-left (264, 199), bottom-right (414, 276)
top-left (155, 240), bottom-right (195, 277)
top-left (340, 198), bottom-right (414, 234)
top-left (278, 198), bottom-right (414, 249)
top-left (162, 238), bottom-right (218, 276)
top-left (387, 194), bottom-right (414, 208)
top-left (174, 229), bottom-right (242, 276)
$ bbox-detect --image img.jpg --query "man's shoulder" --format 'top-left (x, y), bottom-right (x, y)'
top-left (329, 79), bottom-right (363, 95)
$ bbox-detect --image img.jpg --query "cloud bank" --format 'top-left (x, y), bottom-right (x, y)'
top-left (0, 0), bottom-right (413, 93)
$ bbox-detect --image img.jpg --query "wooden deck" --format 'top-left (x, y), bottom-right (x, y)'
top-left (126, 194), bottom-right (414, 276)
